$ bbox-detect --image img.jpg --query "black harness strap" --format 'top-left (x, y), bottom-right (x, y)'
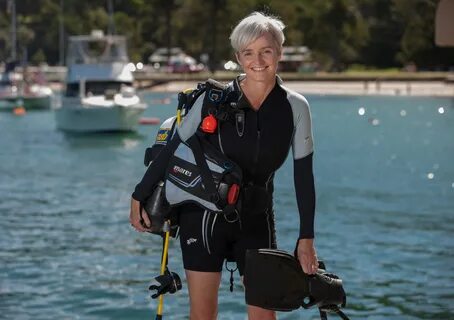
top-left (336, 310), bottom-right (350, 320)
top-left (319, 306), bottom-right (350, 320)
top-left (186, 135), bottom-right (220, 204)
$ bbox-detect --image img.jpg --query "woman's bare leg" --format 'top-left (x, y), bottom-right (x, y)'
top-left (247, 305), bottom-right (277, 320)
top-left (185, 270), bottom-right (222, 320)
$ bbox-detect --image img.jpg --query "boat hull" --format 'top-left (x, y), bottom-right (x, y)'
top-left (23, 95), bottom-right (52, 110)
top-left (55, 103), bottom-right (146, 132)
top-left (0, 95), bottom-right (52, 110)
top-left (0, 97), bottom-right (19, 111)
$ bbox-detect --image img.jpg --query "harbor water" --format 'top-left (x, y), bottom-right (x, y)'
top-left (0, 92), bottom-right (453, 320)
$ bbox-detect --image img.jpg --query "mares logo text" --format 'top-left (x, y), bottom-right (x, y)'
top-left (173, 165), bottom-right (192, 177)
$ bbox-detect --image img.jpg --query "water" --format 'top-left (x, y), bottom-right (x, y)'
top-left (0, 92), bottom-right (453, 320)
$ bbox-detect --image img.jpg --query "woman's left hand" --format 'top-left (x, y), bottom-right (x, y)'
top-left (130, 197), bottom-right (152, 232)
top-left (297, 238), bottom-right (318, 275)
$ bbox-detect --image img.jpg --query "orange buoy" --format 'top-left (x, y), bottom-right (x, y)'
top-left (139, 117), bottom-right (161, 125)
top-left (13, 106), bottom-right (26, 116)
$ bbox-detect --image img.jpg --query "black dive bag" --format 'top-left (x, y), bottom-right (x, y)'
top-left (244, 249), bottom-right (349, 320)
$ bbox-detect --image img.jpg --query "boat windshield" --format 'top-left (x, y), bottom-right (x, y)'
top-left (65, 80), bottom-right (132, 97)
top-left (67, 35), bottom-right (129, 65)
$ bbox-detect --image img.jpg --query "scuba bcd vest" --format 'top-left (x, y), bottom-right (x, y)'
top-left (164, 131), bottom-right (242, 214)
top-left (143, 79), bottom-right (244, 235)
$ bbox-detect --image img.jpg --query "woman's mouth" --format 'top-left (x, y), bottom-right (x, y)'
top-left (251, 66), bottom-right (267, 71)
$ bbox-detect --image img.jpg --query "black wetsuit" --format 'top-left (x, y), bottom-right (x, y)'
top-left (133, 75), bottom-right (315, 274)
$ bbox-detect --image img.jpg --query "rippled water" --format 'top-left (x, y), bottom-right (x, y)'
top-left (0, 92), bottom-right (453, 320)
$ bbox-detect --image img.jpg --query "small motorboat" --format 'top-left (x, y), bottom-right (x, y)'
top-left (0, 65), bottom-right (53, 111)
top-left (55, 30), bottom-right (146, 132)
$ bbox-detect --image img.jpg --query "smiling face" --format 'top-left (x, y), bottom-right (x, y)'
top-left (236, 32), bottom-right (282, 85)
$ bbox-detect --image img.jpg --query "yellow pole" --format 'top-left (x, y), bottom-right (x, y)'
top-left (156, 93), bottom-right (183, 319)
top-left (155, 221), bottom-right (171, 319)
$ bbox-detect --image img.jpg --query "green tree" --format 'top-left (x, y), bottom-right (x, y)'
top-left (357, 0), bottom-right (402, 68)
top-left (299, 0), bottom-right (369, 71)
top-left (31, 48), bottom-right (46, 64)
top-left (0, 0), bottom-right (451, 70)
top-left (0, 10), bottom-right (11, 61)
top-left (391, 0), bottom-right (454, 69)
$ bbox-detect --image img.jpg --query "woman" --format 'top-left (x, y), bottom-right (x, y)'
top-left (130, 12), bottom-right (318, 320)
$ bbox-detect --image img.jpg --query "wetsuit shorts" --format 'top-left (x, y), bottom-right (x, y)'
top-left (178, 204), bottom-right (276, 275)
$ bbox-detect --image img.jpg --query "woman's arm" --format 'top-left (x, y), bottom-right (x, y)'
top-left (288, 89), bottom-right (318, 274)
top-left (294, 152), bottom-right (315, 239)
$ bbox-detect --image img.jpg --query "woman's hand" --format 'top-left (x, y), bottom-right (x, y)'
top-left (129, 197), bottom-right (152, 232)
top-left (297, 238), bottom-right (318, 275)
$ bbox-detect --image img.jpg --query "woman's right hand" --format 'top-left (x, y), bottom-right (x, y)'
top-left (297, 238), bottom-right (318, 275)
top-left (130, 197), bottom-right (152, 232)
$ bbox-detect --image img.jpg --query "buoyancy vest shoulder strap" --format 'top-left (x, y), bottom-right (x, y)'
top-left (201, 79), bottom-right (240, 119)
top-left (178, 79), bottom-right (229, 121)
top-left (177, 79), bottom-right (240, 142)
top-left (185, 134), bottom-right (219, 204)
top-left (178, 82), bottom-right (207, 117)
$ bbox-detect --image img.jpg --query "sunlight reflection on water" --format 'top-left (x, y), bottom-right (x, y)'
top-left (0, 93), bottom-right (453, 319)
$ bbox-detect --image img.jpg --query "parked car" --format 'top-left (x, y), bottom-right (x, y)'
top-left (279, 46), bottom-right (312, 72)
top-left (148, 47), bottom-right (205, 73)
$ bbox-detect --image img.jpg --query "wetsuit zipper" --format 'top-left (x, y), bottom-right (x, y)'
top-left (254, 130), bottom-right (261, 167)
top-left (252, 112), bottom-right (261, 175)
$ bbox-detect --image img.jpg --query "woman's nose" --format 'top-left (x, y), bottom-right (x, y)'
top-left (253, 53), bottom-right (265, 64)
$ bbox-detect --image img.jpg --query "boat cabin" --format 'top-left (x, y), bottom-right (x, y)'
top-left (65, 30), bottom-right (135, 97)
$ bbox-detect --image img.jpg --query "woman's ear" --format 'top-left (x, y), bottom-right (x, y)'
top-left (235, 52), bottom-right (242, 69)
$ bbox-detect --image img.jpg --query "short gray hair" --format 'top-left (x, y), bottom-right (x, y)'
top-left (230, 12), bottom-right (285, 54)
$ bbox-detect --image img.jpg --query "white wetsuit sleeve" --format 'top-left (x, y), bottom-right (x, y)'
top-left (286, 89), bottom-right (314, 160)
top-left (284, 86), bottom-right (316, 239)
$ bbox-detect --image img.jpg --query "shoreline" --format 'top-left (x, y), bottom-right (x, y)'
top-left (44, 68), bottom-right (454, 96)
top-left (146, 80), bottom-right (454, 97)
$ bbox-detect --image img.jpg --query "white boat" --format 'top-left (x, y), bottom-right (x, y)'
top-left (55, 30), bottom-right (146, 132)
top-left (1, 0), bottom-right (53, 112)
top-left (0, 65), bottom-right (53, 111)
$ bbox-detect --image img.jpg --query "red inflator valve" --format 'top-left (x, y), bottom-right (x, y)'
top-left (201, 114), bottom-right (217, 133)
top-left (227, 184), bottom-right (240, 205)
